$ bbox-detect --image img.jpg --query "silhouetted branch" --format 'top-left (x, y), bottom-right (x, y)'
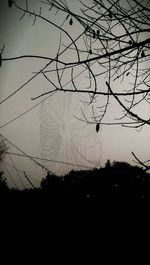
top-left (1, 0), bottom-right (150, 127)
top-left (132, 152), bottom-right (150, 172)
top-left (23, 171), bottom-right (36, 189)
top-left (106, 81), bottom-right (150, 126)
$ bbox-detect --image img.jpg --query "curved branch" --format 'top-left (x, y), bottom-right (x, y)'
top-left (106, 81), bottom-right (150, 125)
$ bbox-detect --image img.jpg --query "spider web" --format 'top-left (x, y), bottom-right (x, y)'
top-left (39, 92), bottom-right (102, 175)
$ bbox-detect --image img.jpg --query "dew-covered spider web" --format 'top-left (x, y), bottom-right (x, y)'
top-left (39, 92), bottom-right (102, 175)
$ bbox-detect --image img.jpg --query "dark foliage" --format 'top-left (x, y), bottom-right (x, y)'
top-left (0, 171), bottom-right (8, 192)
top-left (0, 161), bottom-right (150, 264)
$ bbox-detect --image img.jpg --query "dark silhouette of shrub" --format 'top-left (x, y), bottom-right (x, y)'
top-left (0, 160), bottom-right (149, 264)
top-left (0, 171), bottom-right (8, 192)
top-left (40, 172), bottom-right (62, 189)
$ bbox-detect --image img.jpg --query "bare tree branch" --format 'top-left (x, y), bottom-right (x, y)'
top-left (1, 0), bottom-right (150, 169)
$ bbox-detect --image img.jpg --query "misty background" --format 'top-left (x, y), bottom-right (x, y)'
top-left (0, 0), bottom-right (149, 189)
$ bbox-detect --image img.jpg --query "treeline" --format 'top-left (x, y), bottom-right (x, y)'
top-left (0, 161), bottom-right (150, 264)
top-left (1, 160), bottom-right (150, 193)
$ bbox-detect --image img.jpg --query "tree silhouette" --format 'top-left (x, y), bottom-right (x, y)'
top-left (0, 139), bottom-right (8, 191)
top-left (40, 171), bottom-right (62, 190)
top-left (1, 0), bottom-right (150, 168)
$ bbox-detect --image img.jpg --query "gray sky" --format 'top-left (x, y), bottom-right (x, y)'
top-left (0, 0), bottom-right (150, 189)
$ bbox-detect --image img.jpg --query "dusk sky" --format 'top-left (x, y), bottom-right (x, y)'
top-left (0, 0), bottom-right (150, 189)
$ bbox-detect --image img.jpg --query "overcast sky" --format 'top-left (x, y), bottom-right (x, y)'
top-left (0, 0), bottom-right (150, 189)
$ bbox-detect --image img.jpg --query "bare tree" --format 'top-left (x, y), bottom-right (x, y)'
top-left (1, 0), bottom-right (150, 168)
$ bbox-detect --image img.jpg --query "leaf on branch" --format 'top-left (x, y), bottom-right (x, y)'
top-left (0, 54), bottom-right (2, 67)
top-left (96, 123), bottom-right (100, 132)
top-left (109, 12), bottom-right (113, 18)
top-left (85, 25), bottom-right (89, 31)
top-left (126, 72), bottom-right (130, 76)
top-left (89, 49), bottom-right (92, 55)
top-left (128, 40), bottom-right (132, 45)
top-left (8, 0), bottom-right (13, 8)
top-left (93, 30), bottom-right (96, 39)
top-left (141, 50), bottom-right (145, 58)
top-left (69, 18), bottom-right (73, 26)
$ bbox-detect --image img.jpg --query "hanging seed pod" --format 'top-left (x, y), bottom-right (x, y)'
top-left (141, 50), bottom-right (145, 58)
top-left (126, 72), bottom-right (130, 76)
top-left (89, 49), bottom-right (92, 55)
top-left (0, 54), bottom-right (2, 67)
top-left (97, 30), bottom-right (100, 38)
top-left (8, 0), bottom-right (13, 8)
top-left (93, 30), bottom-right (96, 39)
top-left (96, 123), bottom-right (100, 132)
top-left (109, 11), bottom-right (113, 18)
top-left (85, 25), bottom-right (89, 31)
top-left (69, 18), bottom-right (73, 26)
